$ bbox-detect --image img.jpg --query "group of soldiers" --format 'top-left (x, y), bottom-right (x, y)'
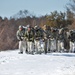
top-left (16, 24), bottom-right (75, 54)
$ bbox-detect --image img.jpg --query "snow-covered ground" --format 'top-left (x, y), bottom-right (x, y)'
top-left (0, 49), bottom-right (75, 75)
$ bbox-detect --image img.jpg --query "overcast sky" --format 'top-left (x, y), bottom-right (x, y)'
top-left (0, 0), bottom-right (70, 18)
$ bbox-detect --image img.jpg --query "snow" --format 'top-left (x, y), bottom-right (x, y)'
top-left (0, 50), bottom-right (75, 75)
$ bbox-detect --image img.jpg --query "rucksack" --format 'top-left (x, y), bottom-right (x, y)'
top-left (70, 31), bottom-right (75, 42)
top-left (35, 29), bottom-right (43, 37)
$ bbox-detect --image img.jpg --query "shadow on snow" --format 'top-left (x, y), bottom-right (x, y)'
top-left (47, 53), bottom-right (75, 57)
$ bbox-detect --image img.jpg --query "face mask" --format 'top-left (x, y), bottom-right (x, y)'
top-left (19, 28), bottom-right (22, 31)
top-left (28, 28), bottom-right (31, 31)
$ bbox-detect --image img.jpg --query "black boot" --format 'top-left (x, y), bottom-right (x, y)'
top-left (18, 52), bottom-right (23, 54)
top-left (25, 49), bottom-right (28, 54)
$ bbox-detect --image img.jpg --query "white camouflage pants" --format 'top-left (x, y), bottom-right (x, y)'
top-left (19, 40), bottom-right (27, 53)
top-left (50, 39), bottom-right (56, 52)
top-left (34, 39), bottom-right (44, 53)
top-left (27, 41), bottom-right (34, 53)
top-left (47, 39), bottom-right (50, 52)
top-left (70, 41), bottom-right (75, 52)
top-left (57, 40), bottom-right (64, 52)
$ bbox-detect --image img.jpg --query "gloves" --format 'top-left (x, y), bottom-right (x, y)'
top-left (42, 39), bottom-right (45, 42)
top-left (19, 37), bottom-right (23, 41)
top-left (44, 37), bottom-right (47, 39)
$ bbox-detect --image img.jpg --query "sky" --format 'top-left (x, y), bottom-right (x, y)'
top-left (0, 0), bottom-right (70, 18)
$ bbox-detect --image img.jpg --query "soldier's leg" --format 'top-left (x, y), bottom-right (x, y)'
top-left (22, 40), bottom-right (27, 53)
top-left (47, 39), bottom-right (50, 53)
top-left (19, 41), bottom-right (23, 54)
top-left (44, 39), bottom-right (47, 54)
top-left (29, 42), bottom-right (34, 54)
top-left (30, 41), bottom-right (33, 54)
top-left (74, 42), bottom-right (75, 53)
top-left (51, 39), bottom-right (55, 52)
top-left (38, 39), bottom-right (43, 54)
top-left (27, 41), bottom-right (30, 54)
top-left (26, 40), bottom-right (28, 53)
top-left (36, 40), bottom-right (40, 54)
top-left (50, 39), bottom-right (52, 52)
top-left (72, 42), bottom-right (74, 53)
top-left (54, 39), bottom-right (56, 52)
top-left (40, 39), bottom-right (44, 53)
top-left (66, 40), bottom-right (70, 52)
top-left (70, 41), bottom-right (72, 52)
top-left (34, 40), bottom-right (38, 54)
top-left (60, 41), bottom-right (64, 52)
top-left (57, 40), bottom-right (61, 52)
top-left (32, 42), bottom-right (35, 54)
top-left (70, 41), bottom-right (75, 53)
top-left (28, 42), bottom-right (34, 54)
top-left (48, 39), bottom-right (51, 52)
top-left (56, 39), bottom-right (58, 52)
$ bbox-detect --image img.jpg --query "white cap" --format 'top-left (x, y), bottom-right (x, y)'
top-left (19, 25), bottom-right (23, 29)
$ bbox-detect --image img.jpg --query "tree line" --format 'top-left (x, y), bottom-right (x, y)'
top-left (0, 0), bottom-right (75, 50)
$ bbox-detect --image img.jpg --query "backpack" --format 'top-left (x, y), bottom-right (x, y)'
top-left (70, 31), bottom-right (75, 42)
top-left (35, 29), bottom-right (43, 37)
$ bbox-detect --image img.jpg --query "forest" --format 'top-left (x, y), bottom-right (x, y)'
top-left (0, 0), bottom-right (75, 50)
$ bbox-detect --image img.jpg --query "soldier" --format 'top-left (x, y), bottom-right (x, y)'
top-left (69, 30), bottom-right (75, 52)
top-left (16, 25), bottom-right (27, 54)
top-left (34, 25), bottom-right (44, 54)
top-left (43, 25), bottom-right (51, 54)
top-left (63, 28), bottom-right (70, 52)
top-left (57, 28), bottom-right (64, 52)
top-left (25, 25), bottom-right (34, 54)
